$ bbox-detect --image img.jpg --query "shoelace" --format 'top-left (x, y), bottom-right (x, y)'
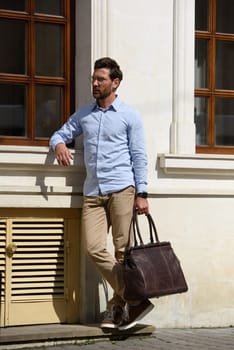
top-left (103, 308), bottom-right (114, 320)
top-left (121, 304), bottom-right (129, 321)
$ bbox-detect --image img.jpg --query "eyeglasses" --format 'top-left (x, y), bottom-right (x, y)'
top-left (90, 76), bottom-right (110, 84)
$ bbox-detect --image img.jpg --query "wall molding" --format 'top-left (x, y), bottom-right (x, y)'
top-left (170, 0), bottom-right (196, 154)
top-left (0, 146), bottom-right (85, 208)
top-left (159, 153), bottom-right (234, 177)
top-left (91, 0), bottom-right (108, 61)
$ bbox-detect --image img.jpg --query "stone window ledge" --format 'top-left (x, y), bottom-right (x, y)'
top-left (0, 145), bottom-right (84, 170)
top-left (159, 153), bottom-right (234, 177)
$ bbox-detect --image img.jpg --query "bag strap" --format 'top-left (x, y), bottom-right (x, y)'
top-left (147, 213), bottom-right (159, 243)
top-left (127, 211), bottom-right (160, 248)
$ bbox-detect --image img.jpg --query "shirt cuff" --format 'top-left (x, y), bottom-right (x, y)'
top-left (136, 184), bottom-right (147, 194)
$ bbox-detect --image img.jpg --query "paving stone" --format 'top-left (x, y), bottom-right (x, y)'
top-left (1, 327), bottom-right (234, 350)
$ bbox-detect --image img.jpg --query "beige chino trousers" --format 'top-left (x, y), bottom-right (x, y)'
top-left (82, 186), bottom-right (135, 307)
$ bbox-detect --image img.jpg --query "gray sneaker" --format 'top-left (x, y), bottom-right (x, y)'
top-left (101, 304), bottom-right (125, 329)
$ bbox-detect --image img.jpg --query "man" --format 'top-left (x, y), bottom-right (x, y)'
top-left (49, 57), bottom-right (154, 330)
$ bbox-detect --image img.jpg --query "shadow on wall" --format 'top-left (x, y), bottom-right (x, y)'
top-left (33, 0), bottom-right (108, 322)
top-left (80, 256), bottom-right (109, 324)
top-left (34, 145), bottom-right (108, 325)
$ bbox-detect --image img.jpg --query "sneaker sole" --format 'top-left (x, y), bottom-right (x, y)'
top-left (118, 302), bottom-right (154, 331)
top-left (101, 323), bottom-right (119, 329)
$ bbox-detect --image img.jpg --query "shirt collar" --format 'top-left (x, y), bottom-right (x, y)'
top-left (92, 95), bottom-right (121, 112)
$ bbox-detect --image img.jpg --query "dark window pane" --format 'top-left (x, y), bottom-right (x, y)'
top-left (216, 41), bottom-right (234, 90)
top-left (35, 23), bottom-right (63, 77)
top-left (35, 85), bottom-right (63, 138)
top-left (195, 97), bottom-right (208, 146)
top-left (0, 0), bottom-right (25, 11)
top-left (35, 0), bottom-right (63, 16)
top-left (195, 0), bottom-right (208, 31)
top-left (0, 19), bottom-right (26, 74)
top-left (195, 39), bottom-right (208, 88)
top-left (216, 98), bottom-right (234, 146)
top-left (216, 0), bottom-right (234, 34)
top-left (0, 84), bottom-right (26, 136)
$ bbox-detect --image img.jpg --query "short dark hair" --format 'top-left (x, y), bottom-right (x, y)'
top-left (94, 57), bottom-right (123, 81)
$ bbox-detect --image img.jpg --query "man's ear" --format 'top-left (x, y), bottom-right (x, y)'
top-left (112, 78), bottom-right (120, 90)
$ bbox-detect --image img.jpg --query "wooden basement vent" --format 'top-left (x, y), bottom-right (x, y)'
top-left (0, 212), bottom-right (80, 327)
top-left (0, 220), bottom-right (7, 302)
top-left (10, 218), bottom-right (65, 301)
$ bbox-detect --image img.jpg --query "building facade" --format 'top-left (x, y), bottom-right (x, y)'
top-left (0, 0), bottom-right (233, 329)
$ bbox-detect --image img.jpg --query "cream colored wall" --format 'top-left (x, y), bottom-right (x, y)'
top-left (0, 146), bottom-right (85, 208)
top-left (83, 0), bottom-right (234, 328)
top-left (104, 196), bottom-right (234, 328)
top-left (0, 0), bottom-right (233, 329)
top-left (144, 197), bottom-right (234, 328)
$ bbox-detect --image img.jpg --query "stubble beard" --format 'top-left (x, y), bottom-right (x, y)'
top-left (93, 89), bottom-right (111, 101)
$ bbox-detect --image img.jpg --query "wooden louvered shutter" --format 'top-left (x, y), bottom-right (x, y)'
top-left (11, 219), bottom-right (65, 301)
top-left (0, 213), bottom-right (80, 327)
top-left (0, 220), bottom-right (7, 325)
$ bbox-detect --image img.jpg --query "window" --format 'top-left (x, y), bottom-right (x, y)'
top-left (195, 0), bottom-right (234, 154)
top-left (0, 0), bottom-right (74, 146)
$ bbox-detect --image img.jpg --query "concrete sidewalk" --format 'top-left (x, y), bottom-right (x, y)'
top-left (0, 325), bottom-right (233, 350)
top-left (0, 323), bottom-right (154, 349)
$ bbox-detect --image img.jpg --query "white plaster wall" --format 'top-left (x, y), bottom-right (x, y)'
top-left (1, 0), bottom-right (233, 329)
top-left (90, 0), bottom-right (234, 328)
top-left (104, 195), bottom-right (234, 328)
top-left (144, 196), bottom-right (234, 328)
top-left (106, 0), bottom-right (173, 185)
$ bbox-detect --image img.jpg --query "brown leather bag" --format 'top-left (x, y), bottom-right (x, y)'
top-left (123, 212), bottom-right (188, 301)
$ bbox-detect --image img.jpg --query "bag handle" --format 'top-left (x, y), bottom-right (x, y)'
top-left (128, 211), bottom-right (160, 248)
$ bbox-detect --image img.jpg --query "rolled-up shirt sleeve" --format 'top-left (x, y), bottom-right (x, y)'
top-left (49, 112), bottom-right (82, 150)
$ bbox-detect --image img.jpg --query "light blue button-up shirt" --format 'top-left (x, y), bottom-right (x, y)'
top-left (49, 96), bottom-right (148, 196)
